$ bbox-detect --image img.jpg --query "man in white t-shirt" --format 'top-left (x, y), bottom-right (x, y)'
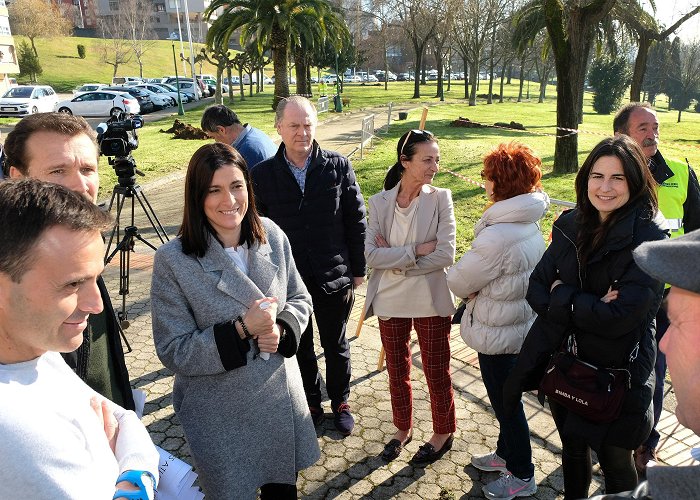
top-left (0, 179), bottom-right (159, 499)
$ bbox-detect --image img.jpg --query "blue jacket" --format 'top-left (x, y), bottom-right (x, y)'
top-left (251, 141), bottom-right (367, 293)
top-left (233, 124), bottom-right (277, 170)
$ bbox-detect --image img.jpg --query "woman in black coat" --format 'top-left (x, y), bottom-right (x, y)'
top-left (505, 136), bottom-right (667, 498)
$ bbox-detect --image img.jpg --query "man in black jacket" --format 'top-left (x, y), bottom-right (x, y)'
top-left (614, 103), bottom-right (700, 474)
top-left (251, 96), bottom-right (366, 436)
top-left (4, 112), bottom-right (134, 411)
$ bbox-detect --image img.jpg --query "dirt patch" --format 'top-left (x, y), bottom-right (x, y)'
top-left (450, 117), bottom-right (486, 128)
top-left (494, 121), bottom-right (526, 130)
top-left (160, 119), bottom-right (208, 140)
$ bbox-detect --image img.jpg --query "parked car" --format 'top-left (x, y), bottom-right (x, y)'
top-left (321, 74), bottom-right (338, 84)
top-left (55, 90), bottom-right (140, 117)
top-left (136, 83), bottom-right (187, 104)
top-left (201, 77), bottom-right (229, 94)
top-left (102, 86), bottom-right (155, 114)
top-left (346, 75), bottom-right (362, 83)
top-left (362, 74), bottom-right (378, 83)
top-left (72, 83), bottom-right (107, 96)
top-left (132, 86), bottom-right (173, 110)
top-left (223, 75), bottom-right (240, 86)
top-left (163, 77), bottom-right (202, 99)
top-left (0, 85), bottom-right (59, 117)
top-left (112, 76), bottom-right (142, 85)
top-left (158, 82), bottom-right (194, 103)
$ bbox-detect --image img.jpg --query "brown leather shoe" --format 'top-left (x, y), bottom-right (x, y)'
top-left (634, 445), bottom-right (658, 477)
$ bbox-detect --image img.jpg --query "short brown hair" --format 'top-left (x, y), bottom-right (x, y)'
top-left (0, 179), bottom-right (110, 282)
top-left (3, 112), bottom-right (97, 176)
top-left (482, 142), bottom-right (543, 202)
top-left (179, 143), bottom-right (266, 257)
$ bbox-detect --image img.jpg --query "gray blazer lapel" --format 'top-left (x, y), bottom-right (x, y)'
top-left (247, 241), bottom-right (279, 297)
top-left (198, 243), bottom-right (265, 307)
top-left (415, 185), bottom-right (437, 243)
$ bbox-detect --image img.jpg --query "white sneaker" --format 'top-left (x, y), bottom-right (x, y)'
top-left (471, 451), bottom-right (508, 472)
top-left (483, 472), bottom-right (537, 499)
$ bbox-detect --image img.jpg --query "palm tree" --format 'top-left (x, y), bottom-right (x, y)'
top-left (206, 0), bottom-right (340, 109)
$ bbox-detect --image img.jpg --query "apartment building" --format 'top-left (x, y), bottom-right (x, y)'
top-left (0, 0), bottom-right (19, 93)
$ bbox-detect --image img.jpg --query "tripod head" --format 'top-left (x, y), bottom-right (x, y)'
top-left (97, 112), bottom-right (145, 187)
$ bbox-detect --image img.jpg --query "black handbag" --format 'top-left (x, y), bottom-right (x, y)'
top-left (539, 335), bottom-right (636, 424)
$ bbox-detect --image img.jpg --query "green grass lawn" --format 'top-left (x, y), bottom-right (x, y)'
top-left (95, 80), bottom-right (700, 253)
top-left (10, 35), bottom-right (699, 251)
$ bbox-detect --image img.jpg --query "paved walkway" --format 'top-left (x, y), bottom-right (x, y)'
top-left (102, 104), bottom-right (698, 499)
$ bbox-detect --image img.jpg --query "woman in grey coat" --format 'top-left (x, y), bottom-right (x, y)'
top-left (151, 143), bottom-right (319, 499)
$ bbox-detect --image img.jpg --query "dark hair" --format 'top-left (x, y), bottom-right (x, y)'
top-left (3, 112), bottom-right (97, 176)
top-left (482, 142), bottom-right (542, 202)
top-left (0, 179), bottom-right (111, 282)
top-left (574, 135), bottom-right (658, 266)
top-left (179, 143), bottom-right (266, 256)
top-left (383, 129), bottom-right (438, 190)
top-left (200, 104), bottom-right (241, 132)
top-left (274, 95), bottom-right (317, 126)
top-left (613, 102), bottom-right (654, 134)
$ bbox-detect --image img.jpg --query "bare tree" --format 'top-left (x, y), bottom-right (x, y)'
top-left (95, 16), bottom-right (132, 78)
top-left (199, 46), bottom-right (232, 104)
top-left (120, 0), bottom-right (157, 79)
top-left (669, 39), bottom-right (700, 122)
top-left (8, 0), bottom-right (72, 58)
top-left (613, 0), bottom-right (700, 102)
top-left (453, 0), bottom-right (497, 105)
top-left (395, 0), bottom-right (441, 98)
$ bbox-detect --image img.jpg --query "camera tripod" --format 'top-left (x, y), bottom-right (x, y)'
top-left (104, 180), bottom-right (169, 340)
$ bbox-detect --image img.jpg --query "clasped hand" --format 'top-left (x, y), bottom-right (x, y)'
top-left (243, 297), bottom-right (281, 353)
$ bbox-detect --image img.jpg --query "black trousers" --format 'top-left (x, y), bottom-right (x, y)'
top-left (296, 278), bottom-right (354, 410)
top-left (550, 401), bottom-right (638, 498)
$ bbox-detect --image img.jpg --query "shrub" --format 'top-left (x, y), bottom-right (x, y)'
top-left (588, 55), bottom-right (631, 114)
top-left (17, 40), bottom-right (42, 82)
top-left (77, 44), bottom-right (86, 59)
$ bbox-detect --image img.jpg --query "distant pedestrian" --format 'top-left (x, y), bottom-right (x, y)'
top-left (201, 104), bottom-right (277, 170)
top-left (364, 129), bottom-right (457, 465)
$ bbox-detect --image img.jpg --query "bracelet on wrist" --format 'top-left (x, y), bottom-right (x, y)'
top-left (236, 315), bottom-right (252, 339)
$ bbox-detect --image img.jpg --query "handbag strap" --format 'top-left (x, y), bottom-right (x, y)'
top-left (568, 333), bottom-right (639, 367)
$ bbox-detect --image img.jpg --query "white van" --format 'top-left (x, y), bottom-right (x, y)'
top-left (112, 76), bottom-right (142, 85)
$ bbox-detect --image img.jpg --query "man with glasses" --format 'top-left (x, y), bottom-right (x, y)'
top-left (251, 96), bottom-right (367, 436)
top-left (200, 104), bottom-right (277, 169)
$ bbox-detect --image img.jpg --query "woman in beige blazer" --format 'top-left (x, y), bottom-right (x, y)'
top-left (364, 129), bottom-right (456, 465)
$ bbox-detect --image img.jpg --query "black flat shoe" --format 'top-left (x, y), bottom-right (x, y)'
top-left (410, 434), bottom-right (454, 466)
top-left (381, 434), bottom-right (412, 462)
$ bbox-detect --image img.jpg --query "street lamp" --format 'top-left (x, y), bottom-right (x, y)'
top-left (168, 34), bottom-right (185, 115)
top-left (335, 53), bottom-right (342, 112)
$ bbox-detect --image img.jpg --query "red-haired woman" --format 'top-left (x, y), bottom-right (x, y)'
top-left (447, 142), bottom-right (549, 499)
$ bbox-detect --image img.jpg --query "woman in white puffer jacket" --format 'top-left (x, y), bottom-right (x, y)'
top-left (447, 142), bottom-right (549, 500)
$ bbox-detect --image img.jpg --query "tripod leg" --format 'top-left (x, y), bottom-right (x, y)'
top-left (104, 189), bottom-right (128, 263)
top-left (133, 189), bottom-right (170, 244)
top-left (115, 312), bottom-right (132, 352)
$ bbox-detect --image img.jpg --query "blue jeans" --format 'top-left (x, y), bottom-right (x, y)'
top-left (478, 352), bottom-right (534, 479)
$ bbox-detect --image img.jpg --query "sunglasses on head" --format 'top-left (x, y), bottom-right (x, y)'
top-left (400, 129), bottom-right (434, 155)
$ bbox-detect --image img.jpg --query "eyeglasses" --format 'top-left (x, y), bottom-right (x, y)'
top-left (400, 129), bottom-right (434, 155)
